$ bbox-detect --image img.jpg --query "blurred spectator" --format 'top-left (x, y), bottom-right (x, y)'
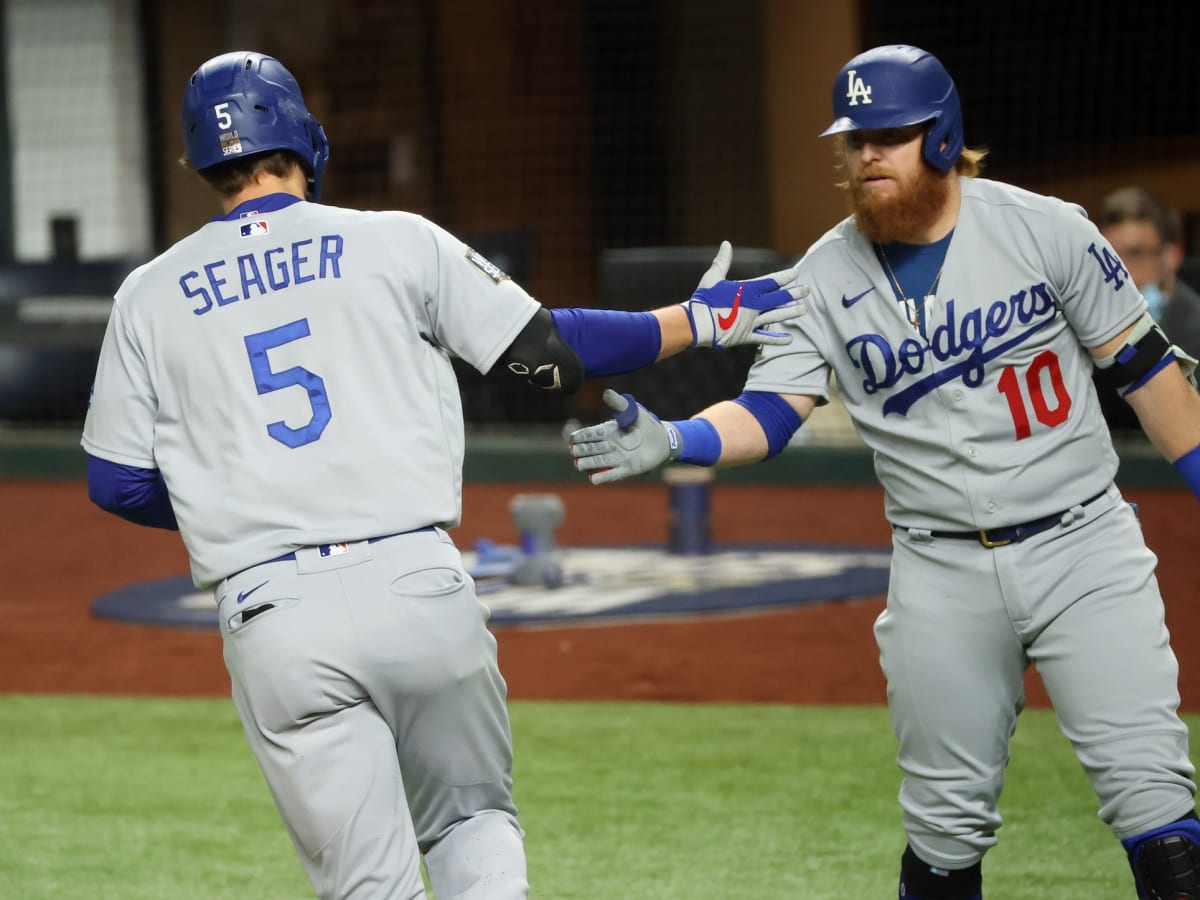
top-left (1095, 186), bottom-right (1200, 435)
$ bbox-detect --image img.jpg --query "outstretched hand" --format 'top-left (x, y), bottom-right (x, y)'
top-left (568, 390), bottom-right (679, 485)
top-left (684, 241), bottom-right (809, 349)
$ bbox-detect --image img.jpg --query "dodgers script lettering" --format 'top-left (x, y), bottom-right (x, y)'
top-left (845, 282), bottom-right (1058, 416)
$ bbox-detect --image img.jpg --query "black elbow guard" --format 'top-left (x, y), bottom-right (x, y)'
top-left (495, 308), bottom-right (585, 394)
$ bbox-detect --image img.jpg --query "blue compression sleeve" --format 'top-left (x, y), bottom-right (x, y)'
top-left (732, 391), bottom-right (803, 458)
top-left (550, 308), bottom-right (661, 377)
top-left (86, 455), bottom-right (179, 530)
top-left (1173, 443), bottom-right (1200, 501)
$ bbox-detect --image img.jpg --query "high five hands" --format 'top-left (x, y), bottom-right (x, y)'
top-left (571, 243), bottom-right (806, 483)
top-left (569, 390), bottom-right (677, 485)
top-left (683, 241), bottom-right (808, 349)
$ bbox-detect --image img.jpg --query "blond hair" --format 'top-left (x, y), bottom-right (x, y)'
top-left (956, 146), bottom-right (987, 177)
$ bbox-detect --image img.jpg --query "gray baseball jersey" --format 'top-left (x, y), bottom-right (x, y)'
top-left (83, 199), bottom-right (538, 588)
top-left (747, 177), bottom-right (1195, 869)
top-left (748, 177), bottom-right (1144, 528)
top-left (84, 195), bottom-right (536, 898)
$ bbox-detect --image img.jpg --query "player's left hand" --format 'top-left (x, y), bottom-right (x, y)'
top-left (683, 241), bottom-right (808, 349)
top-left (569, 389), bottom-right (678, 484)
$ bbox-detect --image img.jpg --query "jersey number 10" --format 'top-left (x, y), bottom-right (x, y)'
top-left (996, 350), bottom-right (1071, 440)
top-left (244, 318), bottom-right (332, 448)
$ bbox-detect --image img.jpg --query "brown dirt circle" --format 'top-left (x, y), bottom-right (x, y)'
top-left (4, 481), bottom-right (1199, 709)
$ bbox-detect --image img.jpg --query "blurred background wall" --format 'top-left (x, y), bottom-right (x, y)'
top-left (1, 0), bottom-right (1199, 431)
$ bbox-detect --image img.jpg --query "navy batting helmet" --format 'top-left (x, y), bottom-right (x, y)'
top-left (820, 45), bottom-right (963, 173)
top-left (181, 51), bottom-right (330, 200)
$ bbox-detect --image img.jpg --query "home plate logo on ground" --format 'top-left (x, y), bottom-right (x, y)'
top-left (89, 542), bottom-right (891, 630)
top-left (477, 544), bottom-right (891, 625)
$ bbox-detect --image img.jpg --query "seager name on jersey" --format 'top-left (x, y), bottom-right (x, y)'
top-left (181, 234), bottom-right (344, 316)
top-left (846, 281), bottom-right (1058, 417)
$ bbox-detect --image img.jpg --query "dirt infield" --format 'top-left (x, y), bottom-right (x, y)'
top-left (3, 480), bottom-right (1199, 708)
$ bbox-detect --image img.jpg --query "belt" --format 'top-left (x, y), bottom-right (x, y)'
top-left (265, 527), bottom-right (436, 564)
top-left (905, 490), bottom-right (1108, 548)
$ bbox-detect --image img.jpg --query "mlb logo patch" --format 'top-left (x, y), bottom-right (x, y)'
top-left (240, 220), bottom-right (269, 237)
top-left (319, 542), bottom-right (350, 558)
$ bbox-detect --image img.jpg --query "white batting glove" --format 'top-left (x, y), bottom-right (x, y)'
top-left (682, 241), bottom-right (808, 349)
top-left (569, 390), bottom-right (679, 485)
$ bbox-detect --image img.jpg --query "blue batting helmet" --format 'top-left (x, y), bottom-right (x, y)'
top-left (181, 51), bottom-right (330, 200)
top-left (819, 45), bottom-right (963, 173)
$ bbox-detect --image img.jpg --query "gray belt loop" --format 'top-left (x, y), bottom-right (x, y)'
top-left (1060, 503), bottom-right (1086, 526)
top-left (906, 528), bottom-right (934, 543)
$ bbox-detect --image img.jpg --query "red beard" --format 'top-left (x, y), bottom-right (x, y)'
top-left (848, 162), bottom-right (951, 244)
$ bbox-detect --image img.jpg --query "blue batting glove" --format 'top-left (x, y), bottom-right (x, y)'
top-left (682, 241), bottom-right (809, 349)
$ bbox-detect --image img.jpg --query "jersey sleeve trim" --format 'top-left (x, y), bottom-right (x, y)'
top-left (476, 301), bottom-right (541, 374)
top-left (79, 436), bottom-right (157, 469)
top-left (1084, 306), bottom-right (1150, 353)
top-left (740, 379), bottom-right (830, 404)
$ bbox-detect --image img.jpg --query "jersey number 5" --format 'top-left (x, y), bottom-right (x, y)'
top-left (996, 349), bottom-right (1071, 440)
top-left (244, 318), bottom-right (332, 448)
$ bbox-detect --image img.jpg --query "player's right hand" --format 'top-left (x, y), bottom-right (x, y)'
top-left (683, 241), bottom-right (808, 350)
top-left (569, 389), bottom-right (679, 485)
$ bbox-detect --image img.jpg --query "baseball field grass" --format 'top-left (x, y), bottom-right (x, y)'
top-left (0, 695), bottom-right (1186, 898)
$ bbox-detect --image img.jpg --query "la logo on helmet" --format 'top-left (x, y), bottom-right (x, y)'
top-left (845, 69), bottom-right (873, 107)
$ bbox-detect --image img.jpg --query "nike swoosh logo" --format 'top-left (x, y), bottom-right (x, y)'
top-left (237, 581), bottom-right (269, 605)
top-left (841, 287), bottom-right (874, 308)
top-left (716, 285), bottom-right (744, 330)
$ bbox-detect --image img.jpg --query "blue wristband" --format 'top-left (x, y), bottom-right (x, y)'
top-left (669, 418), bottom-right (722, 466)
top-left (1173, 443), bottom-right (1200, 500)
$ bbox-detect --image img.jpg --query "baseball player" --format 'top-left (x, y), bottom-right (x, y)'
top-left (570, 45), bottom-right (1200, 899)
top-left (80, 51), bottom-right (804, 900)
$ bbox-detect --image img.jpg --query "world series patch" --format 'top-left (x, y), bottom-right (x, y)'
top-left (465, 248), bottom-right (509, 284)
top-left (219, 129), bottom-right (243, 157)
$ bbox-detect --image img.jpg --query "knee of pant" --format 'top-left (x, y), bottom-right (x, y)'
top-left (1122, 811), bottom-right (1200, 900)
top-left (899, 845), bottom-right (983, 900)
top-left (423, 810), bottom-right (527, 900)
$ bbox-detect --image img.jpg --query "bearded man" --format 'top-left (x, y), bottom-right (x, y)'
top-left (568, 44), bottom-right (1200, 900)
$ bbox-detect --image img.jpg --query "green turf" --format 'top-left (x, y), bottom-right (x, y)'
top-left (0, 695), bottom-right (1189, 898)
